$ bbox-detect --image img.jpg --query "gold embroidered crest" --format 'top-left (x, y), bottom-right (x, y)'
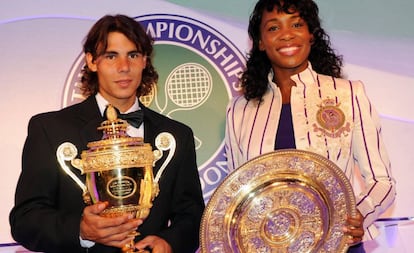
top-left (313, 98), bottom-right (350, 138)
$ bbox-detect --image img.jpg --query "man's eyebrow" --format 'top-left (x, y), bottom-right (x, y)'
top-left (103, 50), bottom-right (118, 54)
top-left (101, 49), bottom-right (142, 55)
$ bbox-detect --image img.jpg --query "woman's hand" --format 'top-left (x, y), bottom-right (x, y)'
top-left (343, 210), bottom-right (364, 245)
top-left (135, 235), bottom-right (172, 253)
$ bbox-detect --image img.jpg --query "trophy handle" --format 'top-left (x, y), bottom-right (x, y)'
top-left (56, 142), bottom-right (91, 204)
top-left (153, 132), bottom-right (176, 183)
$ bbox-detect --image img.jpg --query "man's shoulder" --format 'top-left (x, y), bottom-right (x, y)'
top-left (30, 97), bottom-right (96, 123)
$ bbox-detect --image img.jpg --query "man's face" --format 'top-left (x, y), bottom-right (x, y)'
top-left (86, 31), bottom-right (147, 112)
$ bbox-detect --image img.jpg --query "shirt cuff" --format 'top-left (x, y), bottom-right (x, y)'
top-left (79, 236), bottom-right (95, 248)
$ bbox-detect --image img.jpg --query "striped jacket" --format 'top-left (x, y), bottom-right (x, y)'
top-left (225, 64), bottom-right (396, 240)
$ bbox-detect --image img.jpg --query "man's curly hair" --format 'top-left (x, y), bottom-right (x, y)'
top-left (80, 14), bottom-right (158, 98)
top-left (242, 0), bottom-right (343, 101)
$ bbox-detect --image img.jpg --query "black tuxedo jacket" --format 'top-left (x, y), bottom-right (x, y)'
top-left (10, 96), bottom-right (205, 253)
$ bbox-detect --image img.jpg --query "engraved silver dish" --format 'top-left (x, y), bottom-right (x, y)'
top-left (200, 149), bottom-right (356, 253)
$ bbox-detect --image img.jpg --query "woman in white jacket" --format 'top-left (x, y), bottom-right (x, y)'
top-left (225, 0), bottom-right (396, 252)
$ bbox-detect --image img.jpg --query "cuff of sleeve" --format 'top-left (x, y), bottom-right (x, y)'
top-left (79, 236), bottom-right (95, 248)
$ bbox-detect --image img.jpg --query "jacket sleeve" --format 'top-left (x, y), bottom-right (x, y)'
top-left (351, 81), bottom-right (396, 239)
top-left (9, 115), bottom-right (86, 253)
top-left (154, 127), bottom-right (205, 253)
top-left (225, 97), bottom-right (245, 172)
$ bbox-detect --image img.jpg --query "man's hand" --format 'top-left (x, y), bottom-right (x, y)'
top-left (135, 235), bottom-right (172, 253)
top-left (343, 210), bottom-right (364, 245)
top-left (80, 202), bottom-right (143, 248)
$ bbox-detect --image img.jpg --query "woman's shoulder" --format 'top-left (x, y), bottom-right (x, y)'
top-left (227, 94), bottom-right (259, 112)
top-left (317, 73), bottom-right (365, 90)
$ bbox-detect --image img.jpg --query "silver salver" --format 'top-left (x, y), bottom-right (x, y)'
top-left (200, 149), bottom-right (356, 253)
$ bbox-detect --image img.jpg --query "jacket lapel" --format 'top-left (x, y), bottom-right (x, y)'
top-left (141, 105), bottom-right (167, 176)
top-left (77, 96), bottom-right (104, 147)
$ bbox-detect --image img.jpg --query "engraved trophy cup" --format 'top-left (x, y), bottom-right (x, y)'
top-left (56, 105), bottom-right (176, 253)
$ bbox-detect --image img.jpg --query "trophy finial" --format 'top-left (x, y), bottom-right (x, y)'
top-left (106, 104), bottom-right (118, 121)
top-left (98, 104), bottom-right (129, 139)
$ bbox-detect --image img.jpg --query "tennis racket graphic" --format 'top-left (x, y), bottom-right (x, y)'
top-left (156, 62), bottom-right (212, 116)
top-left (139, 84), bottom-right (156, 107)
top-left (153, 62), bottom-right (213, 150)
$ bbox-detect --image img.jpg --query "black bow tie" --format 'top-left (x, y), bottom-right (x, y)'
top-left (104, 106), bottom-right (144, 128)
top-left (118, 110), bottom-right (144, 128)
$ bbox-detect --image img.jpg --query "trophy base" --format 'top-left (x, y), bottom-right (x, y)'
top-left (122, 242), bottom-right (150, 253)
top-left (100, 205), bottom-right (151, 219)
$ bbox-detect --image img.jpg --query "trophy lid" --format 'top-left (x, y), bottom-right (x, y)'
top-left (79, 104), bottom-right (153, 172)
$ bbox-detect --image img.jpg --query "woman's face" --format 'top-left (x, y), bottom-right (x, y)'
top-left (259, 7), bottom-right (313, 75)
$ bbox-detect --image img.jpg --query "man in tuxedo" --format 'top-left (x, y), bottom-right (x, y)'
top-left (9, 14), bottom-right (205, 253)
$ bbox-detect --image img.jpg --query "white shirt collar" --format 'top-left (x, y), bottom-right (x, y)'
top-left (95, 93), bottom-right (143, 137)
top-left (95, 93), bottom-right (140, 116)
top-left (267, 61), bottom-right (317, 89)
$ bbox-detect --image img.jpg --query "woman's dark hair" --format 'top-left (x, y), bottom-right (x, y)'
top-left (81, 14), bottom-right (158, 97)
top-left (242, 0), bottom-right (343, 100)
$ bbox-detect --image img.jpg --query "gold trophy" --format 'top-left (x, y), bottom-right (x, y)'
top-left (56, 105), bottom-right (176, 253)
